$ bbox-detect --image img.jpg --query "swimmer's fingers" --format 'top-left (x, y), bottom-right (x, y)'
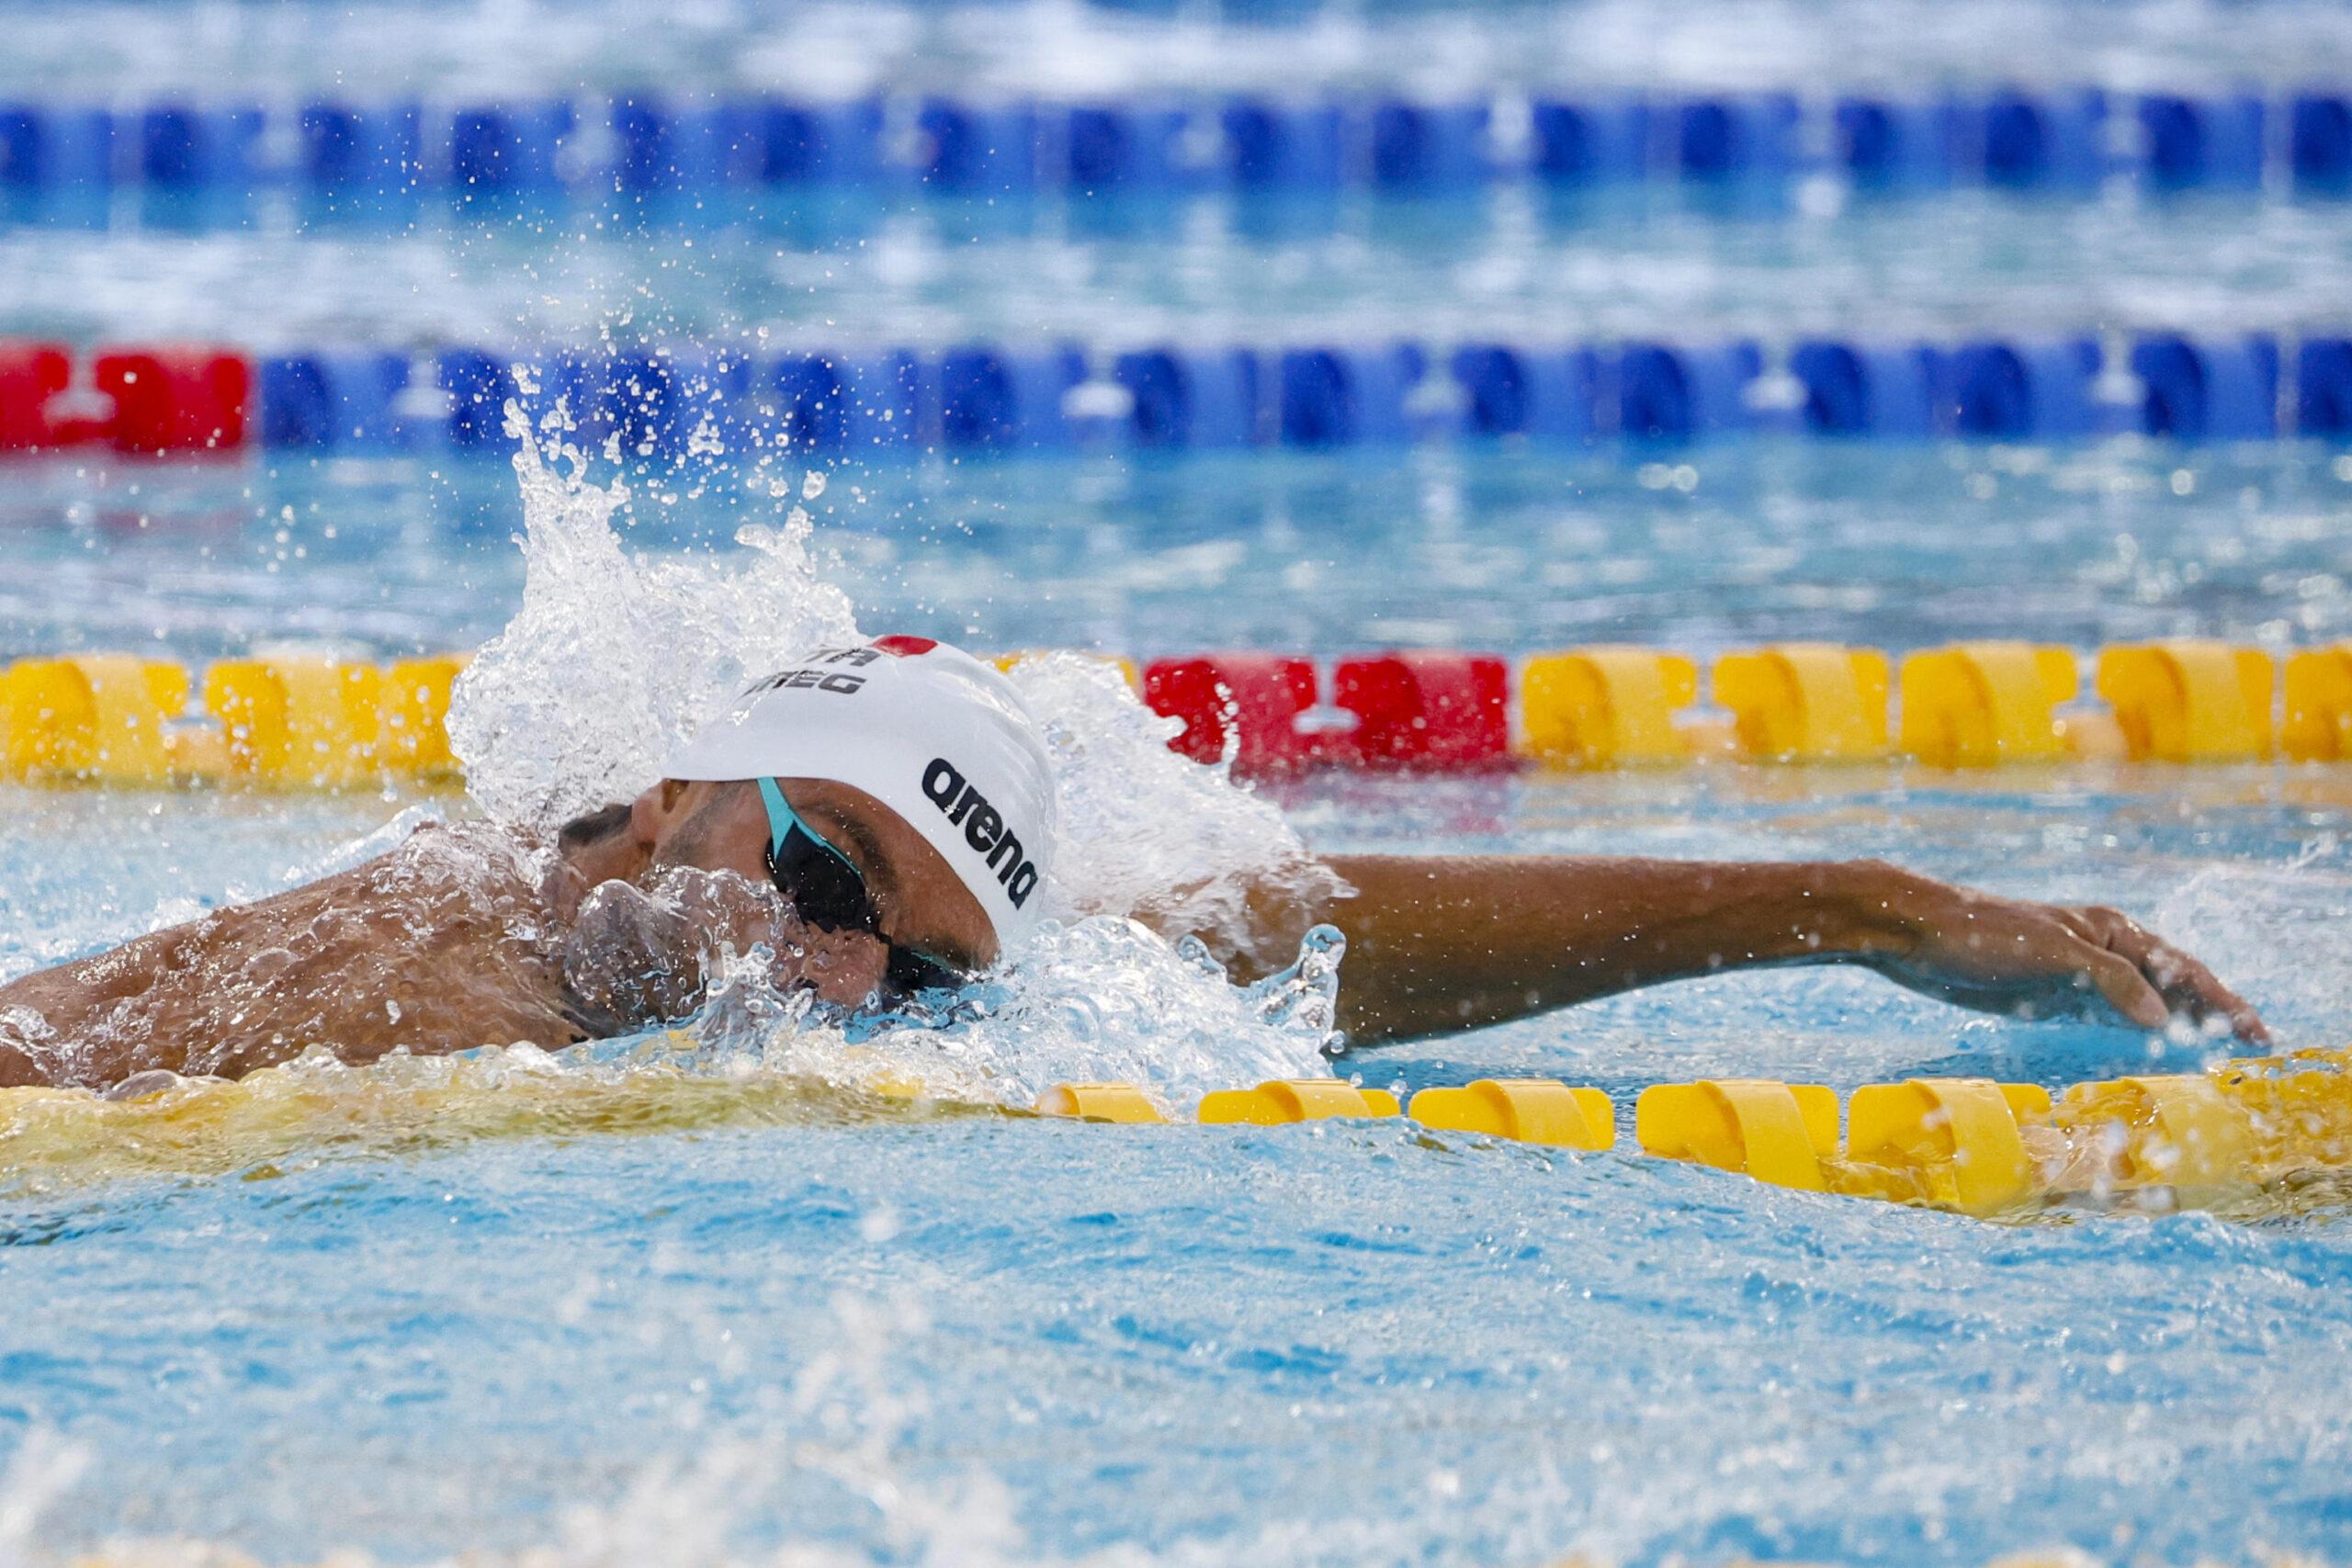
top-left (1890, 904), bottom-right (2165, 1030)
top-left (2064, 941), bottom-right (2171, 1032)
top-left (2059, 907), bottom-right (2272, 1044)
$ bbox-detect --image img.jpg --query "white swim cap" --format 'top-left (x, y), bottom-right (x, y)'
top-left (662, 637), bottom-right (1057, 952)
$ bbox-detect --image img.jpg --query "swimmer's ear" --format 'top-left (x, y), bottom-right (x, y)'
top-left (633, 779), bottom-right (695, 849)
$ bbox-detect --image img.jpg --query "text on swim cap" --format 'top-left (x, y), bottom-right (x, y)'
top-left (738, 647), bottom-right (890, 703)
top-left (922, 757), bottom-right (1038, 909)
top-left (743, 664), bottom-right (869, 697)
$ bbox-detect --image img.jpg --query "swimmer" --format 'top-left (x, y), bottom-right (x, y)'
top-left (0, 637), bottom-right (2267, 1092)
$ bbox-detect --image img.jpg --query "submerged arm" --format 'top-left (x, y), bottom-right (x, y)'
top-left (1253, 854), bottom-right (2266, 1048)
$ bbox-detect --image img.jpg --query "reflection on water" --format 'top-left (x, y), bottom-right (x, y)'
top-left (0, 1042), bottom-right (969, 1202)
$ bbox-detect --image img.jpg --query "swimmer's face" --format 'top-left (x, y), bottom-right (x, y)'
top-left (633, 777), bottom-right (999, 980)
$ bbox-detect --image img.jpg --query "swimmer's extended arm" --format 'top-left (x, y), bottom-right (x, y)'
top-left (1277, 855), bottom-right (2267, 1047)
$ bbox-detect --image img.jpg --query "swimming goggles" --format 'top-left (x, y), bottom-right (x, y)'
top-left (755, 777), bottom-right (970, 997)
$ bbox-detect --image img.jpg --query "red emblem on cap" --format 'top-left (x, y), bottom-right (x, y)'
top-left (870, 635), bottom-right (939, 658)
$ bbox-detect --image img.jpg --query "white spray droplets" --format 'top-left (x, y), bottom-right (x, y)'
top-left (441, 411), bottom-right (1345, 1104)
top-left (1003, 651), bottom-right (1344, 941)
top-left (446, 405), bottom-right (858, 832)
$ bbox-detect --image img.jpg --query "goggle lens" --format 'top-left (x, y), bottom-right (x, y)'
top-left (765, 818), bottom-right (879, 935)
top-left (756, 778), bottom-right (972, 998)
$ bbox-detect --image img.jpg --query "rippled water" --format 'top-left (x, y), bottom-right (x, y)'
top-left (6, 755), bottom-right (2352, 1564)
top-left (5, 427), bottom-right (2350, 1568)
top-left (7, 0), bottom-right (2352, 1562)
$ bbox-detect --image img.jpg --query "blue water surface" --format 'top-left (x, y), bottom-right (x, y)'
top-left (8, 1113), bottom-right (2352, 1565)
top-left (2, 440), bottom-right (2349, 666)
top-left (6, 0), bottom-right (2352, 1560)
top-left (6, 764), bottom-right (2352, 1563)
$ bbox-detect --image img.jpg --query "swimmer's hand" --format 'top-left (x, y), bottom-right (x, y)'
top-left (1861, 870), bottom-right (2270, 1043)
top-left (558, 876), bottom-right (723, 1033)
top-left (557, 869), bottom-right (896, 1035)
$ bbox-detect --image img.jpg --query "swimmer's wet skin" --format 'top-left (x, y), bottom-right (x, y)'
top-left (0, 638), bottom-right (2266, 1093)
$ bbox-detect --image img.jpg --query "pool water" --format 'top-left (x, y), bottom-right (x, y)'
top-left (8, 0), bottom-right (2352, 1562)
top-left (12, 190), bottom-right (2352, 346)
top-left (6, 442), bottom-right (2351, 666)
top-left (6, 759), bottom-right (2352, 1565)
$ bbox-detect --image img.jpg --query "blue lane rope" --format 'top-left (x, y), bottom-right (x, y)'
top-left (1, 87), bottom-right (2348, 218)
top-left (226, 331), bottom-right (2348, 457)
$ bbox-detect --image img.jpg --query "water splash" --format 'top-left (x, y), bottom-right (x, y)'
top-left (837, 916), bottom-right (1342, 1111)
top-left (1001, 651), bottom-right (1345, 935)
top-left (432, 412), bottom-right (1346, 1107)
top-left (0, 1430), bottom-right (88, 1568)
top-left (448, 412), bottom-right (1338, 927)
top-left (447, 404), bottom-right (858, 832)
